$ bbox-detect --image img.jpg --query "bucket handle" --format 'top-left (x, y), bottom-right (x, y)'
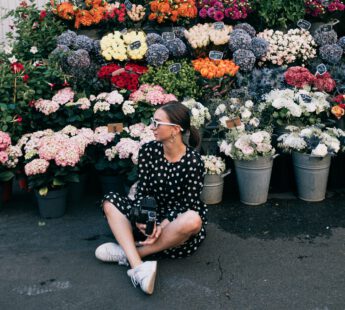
top-left (221, 169), bottom-right (231, 178)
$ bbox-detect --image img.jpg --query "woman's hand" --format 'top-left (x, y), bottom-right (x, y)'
top-left (135, 222), bottom-right (162, 245)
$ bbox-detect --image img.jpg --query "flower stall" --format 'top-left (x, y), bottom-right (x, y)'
top-left (0, 0), bottom-right (345, 212)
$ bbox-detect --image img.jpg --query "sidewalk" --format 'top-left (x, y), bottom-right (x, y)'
top-left (0, 187), bottom-right (345, 310)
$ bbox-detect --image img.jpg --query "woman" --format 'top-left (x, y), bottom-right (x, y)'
top-left (95, 102), bottom-right (208, 295)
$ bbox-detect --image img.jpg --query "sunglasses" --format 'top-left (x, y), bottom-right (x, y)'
top-left (150, 117), bottom-right (184, 131)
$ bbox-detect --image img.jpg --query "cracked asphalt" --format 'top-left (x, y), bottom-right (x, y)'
top-left (0, 180), bottom-right (345, 310)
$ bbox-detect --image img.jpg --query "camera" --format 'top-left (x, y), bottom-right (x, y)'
top-left (130, 196), bottom-right (157, 236)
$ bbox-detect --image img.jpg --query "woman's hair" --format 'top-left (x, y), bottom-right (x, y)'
top-left (159, 101), bottom-right (200, 148)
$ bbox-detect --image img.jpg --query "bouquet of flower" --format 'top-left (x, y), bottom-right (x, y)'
top-left (140, 59), bottom-right (202, 99)
top-left (91, 90), bottom-right (125, 127)
top-left (18, 126), bottom-right (94, 195)
top-left (97, 63), bottom-right (148, 92)
top-left (257, 29), bottom-right (317, 66)
top-left (284, 66), bottom-right (336, 93)
top-left (148, 0), bottom-right (198, 24)
top-left (330, 94), bottom-right (345, 119)
top-left (201, 155), bottom-right (226, 174)
top-left (100, 30), bottom-right (148, 61)
top-left (53, 0), bottom-right (108, 29)
top-left (103, 2), bottom-right (127, 24)
top-left (192, 57), bottom-right (239, 79)
top-left (127, 84), bottom-right (177, 124)
top-left (126, 3), bottom-right (146, 22)
top-left (214, 98), bottom-right (261, 129)
top-left (92, 124), bottom-right (154, 182)
top-left (197, 0), bottom-right (254, 21)
top-left (182, 98), bottom-right (211, 129)
top-left (259, 88), bottom-right (330, 127)
top-left (277, 125), bottom-right (342, 157)
top-left (219, 128), bottom-right (275, 160)
top-left (184, 23), bottom-right (233, 50)
top-left (305, 0), bottom-right (345, 17)
top-left (0, 131), bottom-right (22, 182)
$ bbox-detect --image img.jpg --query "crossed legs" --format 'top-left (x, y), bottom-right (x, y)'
top-left (102, 200), bottom-right (202, 269)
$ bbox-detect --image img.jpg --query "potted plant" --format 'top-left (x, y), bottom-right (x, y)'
top-left (18, 126), bottom-right (93, 218)
top-left (277, 125), bottom-right (344, 201)
top-left (219, 127), bottom-right (276, 205)
top-left (0, 131), bottom-right (22, 208)
top-left (200, 155), bottom-right (230, 205)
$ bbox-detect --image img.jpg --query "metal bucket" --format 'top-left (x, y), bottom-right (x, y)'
top-left (292, 152), bottom-right (331, 202)
top-left (234, 156), bottom-right (275, 206)
top-left (201, 170), bottom-right (231, 205)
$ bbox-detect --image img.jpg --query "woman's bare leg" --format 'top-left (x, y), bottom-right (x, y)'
top-left (137, 210), bottom-right (202, 258)
top-left (103, 201), bottom-right (142, 268)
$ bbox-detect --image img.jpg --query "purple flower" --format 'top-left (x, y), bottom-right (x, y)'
top-left (199, 7), bottom-right (208, 18)
top-left (213, 10), bottom-right (224, 21)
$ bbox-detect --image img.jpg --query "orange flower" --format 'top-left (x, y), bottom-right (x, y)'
top-left (331, 105), bottom-right (345, 119)
top-left (158, 2), bottom-right (170, 13)
top-left (192, 58), bottom-right (239, 79)
top-left (150, 1), bottom-right (159, 12)
top-left (56, 2), bottom-right (75, 20)
top-left (148, 12), bottom-right (157, 20)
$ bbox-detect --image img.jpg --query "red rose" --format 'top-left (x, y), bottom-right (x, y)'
top-left (15, 115), bottom-right (23, 123)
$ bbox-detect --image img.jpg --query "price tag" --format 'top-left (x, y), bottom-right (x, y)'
top-left (169, 63), bottom-right (181, 74)
top-left (316, 63), bottom-right (327, 75)
top-left (124, 0), bottom-right (133, 10)
top-left (226, 117), bottom-right (241, 128)
top-left (107, 123), bottom-right (123, 133)
top-left (297, 19), bottom-right (311, 30)
top-left (121, 28), bottom-right (127, 34)
top-left (162, 32), bottom-right (175, 41)
top-left (111, 68), bottom-right (126, 76)
top-left (209, 51), bottom-right (223, 60)
top-left (300, 94), bottom-right (312, 103)
top-left (130, 41), bottom-right (141, 50)
top-left (214, 22), bottom-right (225, 30)
top-left (319, 24), bottom-right (332, 32)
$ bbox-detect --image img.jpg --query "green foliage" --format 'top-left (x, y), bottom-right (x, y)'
top-left (140, 59), bottom-right (202, 100)
top-left (4, 0), bottom-right (67, 61)
top-left (255, 0), bottom-right (305, 30)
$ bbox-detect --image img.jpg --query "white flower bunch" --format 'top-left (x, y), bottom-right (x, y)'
top-left (122, 100), bottom-right (136, 115)
top-left (219, 128), bottom-right (275, 160)
top-left (100, 31), bottom-right (147, 61)
top-left (184, 23), bottom-right (233, 49)
top-left (201, 155), bottom-right (226, 175)
top-left (257, 28), bottom-right (317, 65)
top-left (92, 90), bottom-right (124, 114)
top-left (277, 125), bottom-right (341, 157)
top-left (215, 99), bottom-right (260, 129)
top-left (262, 89), bottom-right (330, 125)
top-left (182, 98), bottom-right (211, 129)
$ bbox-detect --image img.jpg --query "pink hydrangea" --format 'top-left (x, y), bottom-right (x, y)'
top-left (114, 138), bottom-right (140, 164)
top-left (93, 127), bottom-right (116, 145)
top-left (38, 134), bottom-right (67, 161)
top-left (34, 99), bottom-right (60, 115)
top-left (24, 159), bottom-right (49, 176)
top-left (55, 142), bottom-right (81, 167)
top-left (163, 94), bottom-right (178, 103)
top-left (0, 131), bottom-right (11, 151)
top-left (52, 87), bottom-right (75, 105)
top-left (145, 90), bottom-right (167, 105)
top-left (0, 151), bottom-right (9, 164)
top-left (129, 123), bottom-right (146, 138)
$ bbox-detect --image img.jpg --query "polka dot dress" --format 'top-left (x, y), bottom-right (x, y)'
top-left (102, 140), bottom-right (208, 259)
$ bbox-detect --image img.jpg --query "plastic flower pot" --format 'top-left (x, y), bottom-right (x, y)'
top-left (35, 188), bottom-right (68, 219)
top-left (67, 173), bottom-right (88, 203)
top-left (292, 152), bottom-right (331, 202)
top-left (234, 156), bottom-right (275, 205)
top-left (99, 174), bottom-right (125, 196)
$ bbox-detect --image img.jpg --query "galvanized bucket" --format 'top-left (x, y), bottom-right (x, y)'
top-left (201, 170), bottom-right (231, 205)
top-left (234, 156), bottom-right (275, 206)
top-left (292, 152), bottom-right (331, 202)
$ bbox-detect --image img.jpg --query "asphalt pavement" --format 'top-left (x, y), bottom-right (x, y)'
top-left (0, 184), bottom-right (345, 310)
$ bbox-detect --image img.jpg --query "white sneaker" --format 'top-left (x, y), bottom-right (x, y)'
top-left (127, 261), bottom-right (157, 295)
top-left (95, 242), bottom-right (128, 266)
